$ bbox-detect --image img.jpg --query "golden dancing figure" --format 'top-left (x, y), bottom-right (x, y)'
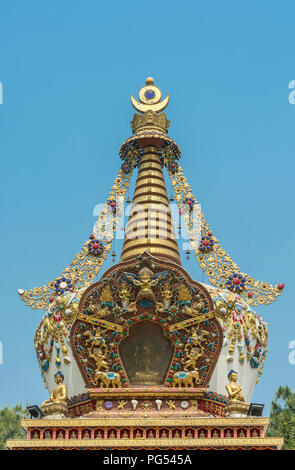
top-left (119, 282), bottom-right (132, 308)
top-left (89, 348), bottom-right (108, 371)
top-left (183, 347), bottom-right (203, 371)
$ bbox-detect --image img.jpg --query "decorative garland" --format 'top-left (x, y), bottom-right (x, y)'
top-left (166, 164), bottom-right (284, 306)
top-left (19, 164), bottom-right (136, 311)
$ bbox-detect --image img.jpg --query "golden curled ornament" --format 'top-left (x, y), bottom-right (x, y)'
top-left (18, 165), bottom-right (136, 311)
top-left (166, 163), bottom-right (283, 307)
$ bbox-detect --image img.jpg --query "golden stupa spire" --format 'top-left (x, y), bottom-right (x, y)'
top-left (120, 77), bottom-right (181, 265)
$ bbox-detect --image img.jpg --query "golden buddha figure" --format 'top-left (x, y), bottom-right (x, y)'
top-left (41, 371), bottom-right (68, 417)
top-left (225, 370), bottom-right (245, 402)
top-left (42, 371), bottom-right (68, 406)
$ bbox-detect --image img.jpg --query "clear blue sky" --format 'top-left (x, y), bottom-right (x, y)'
top-left (0, 1), bottom-right (294, 414)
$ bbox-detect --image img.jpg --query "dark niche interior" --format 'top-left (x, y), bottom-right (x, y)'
top-left (119, 321), bottom-right (174, 386)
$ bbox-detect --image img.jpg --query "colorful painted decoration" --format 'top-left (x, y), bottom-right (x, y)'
top-left (70, 255), bottom-right (221, 390)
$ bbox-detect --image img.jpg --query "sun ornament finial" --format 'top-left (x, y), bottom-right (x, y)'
top-left (130, 77), bottom-right (170, 114)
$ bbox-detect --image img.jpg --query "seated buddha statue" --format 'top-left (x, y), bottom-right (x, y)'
top-left (225, 370), bottom-right (245, 402)
top-left (41, 371), bottom-right (68, 416)
top-left (42, 371), bottom-right (68, 405)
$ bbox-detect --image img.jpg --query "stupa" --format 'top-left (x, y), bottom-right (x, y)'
top-left (8, 78), bottom-right (284, 450)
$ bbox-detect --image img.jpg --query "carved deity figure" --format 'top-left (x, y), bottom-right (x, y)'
top-left (188, 327), bottom-right (209, 350)
top-left (225, 370), bottom-right (245, 402)
top-left (183, 347), bottom-right (203, 371)
top-left (124, 268), bottom-right (167, 304)
top-left (178, 284), bottom-right (192, 303)
top-left (89, 348), bottom-right (108, 371)
top-left (41, 371), bottom-right (68, 406)
top-left (100, 284), bottom-right (114, 304)
top-left (119, 282), bottom-right (132, 308)
top-left (161, 283), bottom-right (173, 307)
top-left (84, 327), bottom-right (107, 351)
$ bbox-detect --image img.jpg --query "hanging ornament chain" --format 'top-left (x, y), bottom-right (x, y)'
top-left (19, 165), bottom-right (135, 311)
top-left (166, 163), bottom-right (284, 306)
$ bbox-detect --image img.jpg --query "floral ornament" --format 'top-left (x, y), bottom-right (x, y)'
top-left (110, 305), bottom-right (124, 318)
top-left (183, 197), bottom-right (195, 210)
top-left (121, 160), bottom-right (132, 174)
top-left (199, 232), bottom-right (214, 253)
top-left (54, 277), bottom-right (73, 295)
top-left (87, 235), bottom-right (104, 257)
top-left (227, 273), bottom-right (246, 293)
top-left (159, 141), bottom-right (181, 167)
top-left (167, 159), bottom-right (179, 173)
top-left (107, 199), bottom-right (117, 215)
top-left (119, 141), bottom-right (142, 168)
top-left (167, 304), bottom-right (180, 318)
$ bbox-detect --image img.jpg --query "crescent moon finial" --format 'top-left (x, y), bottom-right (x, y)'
top-left (130, 77), bottom-right (170, 114)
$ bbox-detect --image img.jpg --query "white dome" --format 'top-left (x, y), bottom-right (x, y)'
top-left (35, 278), bottom-right (267, 404)
top-left (202, 283), bottom-right (268, 402)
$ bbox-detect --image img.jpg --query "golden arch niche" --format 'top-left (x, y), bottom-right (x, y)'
top-left (72, 253), bottom-right (222, 389)
top-left (119, 320), bottom-right (174, 386)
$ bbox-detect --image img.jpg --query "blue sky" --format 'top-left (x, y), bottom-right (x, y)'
top-left (0, 0), bottom-right (294, 413)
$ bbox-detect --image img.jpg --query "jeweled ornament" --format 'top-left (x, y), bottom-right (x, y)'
top-left (54, 277), bottom-right (73, 295)
top-left (88, 236), bottom-right (104, 256)
top-left (200, 233), bottom-right (214, 253)
top-left (227, 273), bottom-right (246, 292)
top-left (145, 89), bottom-right (155, 99)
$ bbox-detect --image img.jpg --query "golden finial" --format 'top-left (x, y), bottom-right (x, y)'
top-left (130, 77), bottom-right (170, 114)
